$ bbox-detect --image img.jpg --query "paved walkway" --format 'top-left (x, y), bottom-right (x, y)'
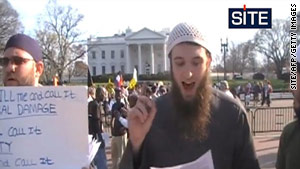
top-left (244, 98), bottom-right (290, 169)
top-left (254, 134), bottom-right (281, 169)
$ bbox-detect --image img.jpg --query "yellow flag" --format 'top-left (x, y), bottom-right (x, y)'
top-left (106, 78), bottom-right (115, 94)
top-left (129, 68), bottom-right (137, 89)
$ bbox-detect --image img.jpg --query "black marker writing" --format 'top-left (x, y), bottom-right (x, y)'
top-left (18, 103), bottom-right (56, 116)
top-left (0, 90), bottom-right (15, 103)
top-left (0, 141), bottom-right (12, 154)
top-left (15, 158), bottom-right (37, 167)
top-left (0, 105), bottom-right (12, 116)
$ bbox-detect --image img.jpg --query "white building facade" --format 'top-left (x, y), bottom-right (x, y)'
top-left (88, 28), bottom-right (170, 76)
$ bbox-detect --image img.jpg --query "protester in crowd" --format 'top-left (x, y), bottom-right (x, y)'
top-left (244, 82), bottom-right (252, 106)
top-left (253, 81), bottom-right (261, 103)
top-left (261, 80), bottom-right (273, 107)
top-left (88, 86), bottom-right (96, 102)
top-left (2, 34), bottom-right (96, 169)
top-left (1, 34), bottom-right (44, 86)
top-left (150, 85), bottom-right (159, 100)
top-left (235, 84), bottom-right (241, 98)
top-left (128, 93), bottom-right (138, 108)
top-left (111, 89), bottom-right (128, 169)
top-left (276, 44), bottom-right (300, 169)
top-left (115, 92), bottom-right (139, 131)
top-left (219, 80), bottom-right (234, 98)
top-left (120, 22), bottom-right (259, 169)
top-left (88, 87), bottom-right (108, 169)
top-left (157, 85), bottom-right (167, 96)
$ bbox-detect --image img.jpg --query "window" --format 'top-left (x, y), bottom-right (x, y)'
top-left (101, 50), bottom-right (105, 59)
top-left (120, 50), bottom-right (124, 58)
top-left (121, 65), bottom-right (125, 73)
top-left (111, 50), bottom-right (115, 59)
top-left (158, 64), bottom-right (162, 73)
top-left (92, 66), bottom-right (96, 76)
top-left (111, 65), bottom-right (115, 74)
top-left (145, 63), bottom-right (150, 75)
top-left (102, 66), bottom-right (106, 74)
top-left (92, 51), bottom-right (96, 59)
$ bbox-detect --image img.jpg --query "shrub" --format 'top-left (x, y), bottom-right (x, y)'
top-left (92, 72), bottom-right (171, 83)
top-left (253, 73), bottom-right (265, 80)
top-left (279, 73), bottom-right (289, 82)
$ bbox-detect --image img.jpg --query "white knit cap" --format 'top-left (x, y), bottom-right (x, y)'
top-left (167, 22), bottom-right (210, 56)
top-left (220, 80), bottom-right (229, 89)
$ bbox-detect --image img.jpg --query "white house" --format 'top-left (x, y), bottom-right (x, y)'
top-left (87, 27), bottom-right (170, 76)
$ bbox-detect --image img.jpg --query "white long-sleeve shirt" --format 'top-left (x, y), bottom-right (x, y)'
top-left (119, 116), bottom-right (128, 128)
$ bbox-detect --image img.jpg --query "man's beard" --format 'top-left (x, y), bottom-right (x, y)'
top-left (171, 71), bottom-right (212, 141)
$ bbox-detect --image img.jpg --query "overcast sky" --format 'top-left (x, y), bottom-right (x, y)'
top-left (8, 0), bottom-right (300, 64)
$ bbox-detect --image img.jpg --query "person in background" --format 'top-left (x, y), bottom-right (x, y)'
top-left (88, 86), bottom-right (96, 102)
top-left (111, 89), bottom-right (128, 169)
top-left (219, 80), bottom-right (234, 98)
top-left (276, 44), bottom-right (300, 169)
top-left (261, 80), bottom-right (273, 107)
top-left (115, 93), bottom-right (138, 134)
top-left (157, 85), bottom-right (167, 96)
top-left (151, 85), bottom-right (159, 99)
top-left (88, 87), bottom-right (108, 169)
top-left (144, 86), bottom-right (153, 99)
top-left (253, 81), bottom-right (261, 105)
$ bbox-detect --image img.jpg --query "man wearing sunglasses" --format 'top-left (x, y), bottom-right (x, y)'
top-left (1, 34), bottom-right (44, 86)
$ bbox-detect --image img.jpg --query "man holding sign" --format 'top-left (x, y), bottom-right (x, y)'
top-left (0, 34), bottom-right (89, 169)
top-left (1, 34), bottom-right (44, 86)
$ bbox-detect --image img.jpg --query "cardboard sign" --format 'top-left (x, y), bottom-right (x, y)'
top-left (0, 86), bottom-right (88, 169)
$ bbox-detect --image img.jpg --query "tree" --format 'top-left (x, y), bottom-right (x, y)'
top-left (226, 41), bottom-right (256, 76)
top-left (227, 42), bottom-right (242, 75)
top-left (241, 40), bottom-right (256, 73)
top-left (0, 0), bottom-right (23, 51)
top-left (67, 62), bottom-right (75, 83)
top-left (254, 19), bottom-right (300, 79)
top-left (66, 44), bottom-right (86, 83)
top-left (36, 0), bottom-right (85, 83)
top-left (212, 54), bottom-right (223, 81)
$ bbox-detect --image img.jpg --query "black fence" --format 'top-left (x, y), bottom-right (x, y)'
top-left (248, 107), bottom-right (295, 135)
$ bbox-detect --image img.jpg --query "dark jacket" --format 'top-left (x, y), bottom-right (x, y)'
top-left (88, 99), bottom-right (103, 141)
top-left (111, 101), bottom-right (126, 136)
top-left (276, 120), bottom-right (300, 169)
top-left (120, 88), bottom-right (260, 169)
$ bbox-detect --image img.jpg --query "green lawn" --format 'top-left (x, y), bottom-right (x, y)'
top-left (96, 78), bottom-right (289, 91)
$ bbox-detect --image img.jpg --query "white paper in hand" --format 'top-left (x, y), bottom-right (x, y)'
top-left (150, 150), bottom-right (214, 169)
top-left (87, 135), bottom-right (100, 165)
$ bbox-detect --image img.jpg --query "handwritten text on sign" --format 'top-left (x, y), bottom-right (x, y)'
top-left (0, 86), bottom-right (88, 169)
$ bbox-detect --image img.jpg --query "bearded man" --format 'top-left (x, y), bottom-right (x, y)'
top-left (1, 34), bottom-right (44, 86)
top-left (120, 23), bottom-right (260, 169)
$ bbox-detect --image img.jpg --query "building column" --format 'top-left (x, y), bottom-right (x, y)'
top-left (163, 44), bottom-right (167, 71)
top-left (138, 44), bottom-right (142, 75)
top-left (150, 44), bottom-right (154, 74)
top-left (126, 45), bottom-right (130, 73)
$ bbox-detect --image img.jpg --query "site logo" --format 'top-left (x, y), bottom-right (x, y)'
top-left (229, 5), bottom-right (272, 28)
